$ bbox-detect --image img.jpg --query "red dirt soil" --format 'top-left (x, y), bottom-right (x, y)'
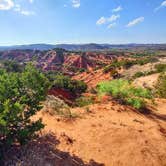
top-left (19, 100), bottom-right (166, 166)
top-left (73, 69), bottom-right (112, 88)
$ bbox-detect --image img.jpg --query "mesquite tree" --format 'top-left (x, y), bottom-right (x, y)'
top-left (0, 64), bottom-right (49, 158)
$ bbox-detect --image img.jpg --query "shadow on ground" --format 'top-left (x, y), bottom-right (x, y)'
top-left (3, 133), bottom-right (104, 166)
top-left (128, 105), bottom-right (166, 137)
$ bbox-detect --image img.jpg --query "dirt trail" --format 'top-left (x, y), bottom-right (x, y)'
top-left (34, 99), bottom-right (166, 166)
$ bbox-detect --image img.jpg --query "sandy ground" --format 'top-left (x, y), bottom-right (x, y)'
top-left (121, 63), bottom-right (155, 79)
top-left (133, 73), bottom-right (160, 88)
top-left (5, 99), bottom-right (166, 166)
top-left (121, 58), bottom-right (165, 79)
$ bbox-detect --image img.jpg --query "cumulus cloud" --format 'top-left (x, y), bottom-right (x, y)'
top-left (0, 0), bottom-right (14, 10)
top-left (126, 17), bottom-right (144, 27)
top-left (107, 23), bottom-right (116, 29)
top-left (96, 14), bottom-right (120, 25)
top-left (96, 17), bottom-right (107, 25)
top-left (108, 14), bottom-right (120, 22)
top-left (155, 0), bottom-right (166, 11)
top-left (14, 4), bottom-right (35, 16)
top-left (0, 0), bottom-right (35, 16)
top-left (72, 0), bottom-right (80, 8)
top-left (112, 6), bottom-right (123, 12)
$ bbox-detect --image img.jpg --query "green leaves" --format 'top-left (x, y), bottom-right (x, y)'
top-left (97, 79), bottom-right (153, 109)
top-left (155, 64), bottom-right (166, 73)
top-left (155, 72), bottom-right (166, 98)
top-left (0, 64), bottom-right (48, 151)
top-left (51, 74), bottom-right (87, 95)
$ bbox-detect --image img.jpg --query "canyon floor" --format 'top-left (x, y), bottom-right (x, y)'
top-left (5, 99), bottom-right (166, 166)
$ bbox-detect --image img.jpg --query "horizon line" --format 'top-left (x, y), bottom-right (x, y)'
top-left (0, 42), bottom-right (166, 47)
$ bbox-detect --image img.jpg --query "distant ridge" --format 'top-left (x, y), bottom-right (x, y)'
top-left (0, 43), bottom-right (166, 51)
top-left (0, 44), bottom-right (55, 51)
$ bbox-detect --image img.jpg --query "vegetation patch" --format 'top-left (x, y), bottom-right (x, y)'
top-left (97, 79), bottom-right (153, 109)
top-left (0, 60), bottom-right (24, 72)
top-left (155, 64), bottom-right (166, 73)
top-left (75, 96), bottom-right (94, 107)
top-left (0, 64), bottom-right (49, 159)
top-left (155, 72), bottom-right (166, 98)
top-left (103, 57), bottom-right (159, 74)
top-left (132, 63), bottom-right (166, 79)
top-left (132, 70), bottom-right (157, 79)
top-left (44, 95), bottom-right (78, 118)
top-left (46, 74), bottom-right (87, 96)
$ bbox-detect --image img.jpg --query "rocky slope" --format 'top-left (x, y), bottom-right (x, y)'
top-left (0, 50), bottom-right (119, 74)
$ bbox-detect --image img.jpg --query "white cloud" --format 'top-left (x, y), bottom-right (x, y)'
top-left (126, 17), bottom-right (144, 27)
top-left (107, 23), bottom-right (116, 29)
top-left (112, 6), bottom-right (123, 12)
top-left (12, 1), bottom-right (35, 16)
top-left (96, 14), bottom-right (120, 25)
top-left (96, 17), bottom-right (107, 25)
top-left (14, 4), bottom-right (35, 16)
top-left (14, 4), bottom-right (21, 12)
top-left (20, 10), bottom-right (35, 15)
top-left (155, 0), bottom-right (166, 11)
top-left (72, 0), bottom-right (80, 8)
top-left (0, 0), bottom-right (14, 10)
top-left (0, 0), bottom-right (35, 16)
top-left (108, 14), bottom-right (120, 22)
top-left (161, 0), bottom-right (166, 6)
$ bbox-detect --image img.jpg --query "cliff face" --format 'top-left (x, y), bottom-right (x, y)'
top-left (41, 50), bottom-right (108, 71)
top-left (63, 52), bottom-right (116, 71)
top-left (64, 53), bottom-right (94, 70)
top-left (39, 50), bottom-right (65, 70)
top-left (0, 50), bottom-right (42, 62)
top-left (0, 49), bottom-right (118, 73)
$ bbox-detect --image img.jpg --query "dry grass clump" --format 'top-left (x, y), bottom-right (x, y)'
top-left (44, 95), bottom-right (78, 119)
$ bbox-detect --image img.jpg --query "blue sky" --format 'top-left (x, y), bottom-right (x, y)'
top-left (0, 0), bottom-right (166, 45)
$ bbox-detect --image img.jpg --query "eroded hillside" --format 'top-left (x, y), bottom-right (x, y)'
top-left (1, 49), bottom-right (166, 166)
top-left (4, 99), bottom-right (166, 166)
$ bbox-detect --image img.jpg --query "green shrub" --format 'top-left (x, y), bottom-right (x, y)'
top-left (103, 60), bottom-right (138, 73)
top-left (122, 60), bottom-right (136, 69)
top-left (45, 71), bottom-right (62, 82)
top-left (97, 79), bottom-right (152, 109)
top-left (52, 75), bottom-right (87, 95)
top-left (79, 68), bottom-right (86, 73)
top-left (44, 95), bottom-right (77, 118)
top-left (133, 70), bottom-right (157, 79)
top-left (2, 60), bottom-right (24, 72)
top-left (155, 64), bottom-right (166, 73)
top-left (66, 66), bottom-right (86, 73)
top-left (110, 70), bottom-right (121, 79)
top-left (0, 64), bottom-right (49, 159)
top-left (133, 72), bottom-right (145, 79)
top-left (155, 72), bottom-right (166, 98)
top-left (103, 65), bottom-right (114, 73)
top-left (75, 96), bottom-right (94, 107)
top-left (137, 57), bottom-right (158, 66)
top-left (46, 71), bottom-right (87, 95)
top-left (146, 70), bottom-right (157, 75)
